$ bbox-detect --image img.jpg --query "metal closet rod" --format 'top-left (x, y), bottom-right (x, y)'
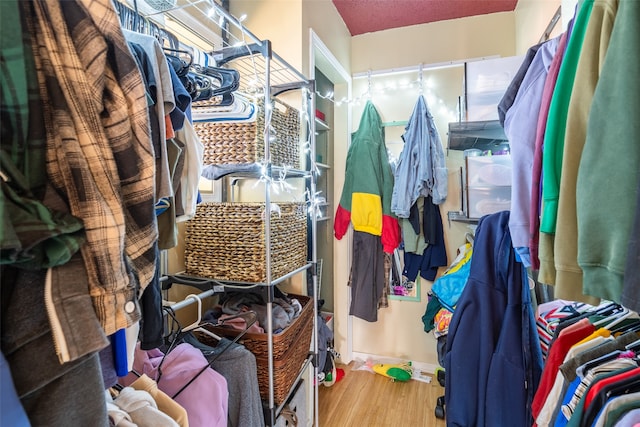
top-left (167, 289), bottom-right (215, 312)
top-left (352, 55), bottom-right (500, 79)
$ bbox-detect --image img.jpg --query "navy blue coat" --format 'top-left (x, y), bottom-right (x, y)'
top-left (444, 211), bottom-right (543, 427)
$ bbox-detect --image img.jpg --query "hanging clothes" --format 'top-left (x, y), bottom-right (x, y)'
top-left (402, 196), bottom-right (447, 282)
top-left (123, 343), bottom-right (228, 427)
top-left (128, 374), bottom-right (189, 427)
top-left (502, 36), bottom-right (559, 265)
top-left (444, 211), bottom-right (543, 427)
top-left (621, 174), bottom-right (640, 312)
top-left (334, 101), bottom-right (400, 254)
top-left (181, 334), bottom-right (264, 427)
top-left (123, 29), bottom-right (176, 205)
top-left (335, 101), bottom-right (399, 322)
top-left (497, 42), bottom-right (543, 127)
top-left (29, 0), bottom-right (158, 336)
top-left (554, 0), bottom-right (618, 303)
top-left (538, 0), bottom-right (594, 285)
top-left (1, 264), bottom-right (108, 427)
top-left (576, 0), bottom-right (640, 303)
top-left (0, 0), bottom-right (85, 270)
top-left (349, 230), bottom-right (386, 322)
top-left (529, 29), bottom-right (568, 273)
top-left (391, 95), bottom-right (448, 218)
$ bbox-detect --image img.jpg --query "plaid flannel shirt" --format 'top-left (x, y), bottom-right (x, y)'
top-left (30, 0), bottom-right (157, 336)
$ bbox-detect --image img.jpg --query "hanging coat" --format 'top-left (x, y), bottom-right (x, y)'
top-left (391, 95), bottom-right (448, 218)
top-left (445, 211), bottom-right (543, 427)
top-left (334, 101), bottom-right (400, 253)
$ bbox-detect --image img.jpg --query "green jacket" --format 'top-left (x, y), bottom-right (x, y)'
top-left (334, 101), bottom-right (400, 253)
top-left (540, 0), bottom-right (593, 234)
top-left (577, 0), bottom-right (640, 301)
top-left (554, 0), bottom-right (618, 303)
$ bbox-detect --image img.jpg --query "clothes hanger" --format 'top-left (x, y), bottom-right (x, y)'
top-left (593, 305), bottom-right (629, 328)
top-left (601, 308), bottom-right (634, 330)
top-left (609, 317), bottom-right (640, 334)
top-left (577, 350), bottom-right (624, 378)
top-left (180, 294), bottom-right (225, 341)
top-left (200, 66), bottom-right (240, 105)
top-left (164, 47), bottom-right (193, 75)
top-left (182, 294), bottom-right (204, 332)
top-left (625, 338), bottom-right (640, 353)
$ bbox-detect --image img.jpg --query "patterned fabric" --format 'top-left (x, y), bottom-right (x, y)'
top-left (536, 302), bottom-right (588, 359)
top-left (434, 308), bottom-right (452, 338)
top-left (1, 0), bottom-right (85, 268)
top-left (561, 358), bottom-right (637, 419)
top-left (379, 252), bottom-right (391, 309)
top-left (29, 0), bottom-right (157, 335)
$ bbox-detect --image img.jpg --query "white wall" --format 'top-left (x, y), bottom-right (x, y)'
top-left (301, 0), bottom-right (351, 77)
top-left (351, 12), bottom-right (516, 74)
top-left (515, 0), bottom-right (563, 54)
top-left (342, 12), bottom-right (521, 368)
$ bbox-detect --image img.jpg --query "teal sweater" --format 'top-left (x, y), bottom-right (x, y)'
top-left (540, 0), bottom-right (593, 234)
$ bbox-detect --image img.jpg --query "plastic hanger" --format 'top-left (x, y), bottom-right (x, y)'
top-left (181, 294), bottom-right (224, 341)
top-left (181, 294), bottom-right (203, 332)
top-left (602, 308), bottom-right (634, 330)
top-left (593, 305), bottom-right (629, 328)
top-left (626, 338), bottom-right (640, 353)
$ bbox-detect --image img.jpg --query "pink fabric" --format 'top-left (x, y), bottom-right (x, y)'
top-left (219, 314), bottom-right (264, 334)
top-left (121, 343), bottom-right (228, 427)
top-left (529, 32), bottom-right (568, 270)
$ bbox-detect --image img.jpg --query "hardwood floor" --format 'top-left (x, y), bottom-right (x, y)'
top-left (318, 362), bottom-right (447, 426)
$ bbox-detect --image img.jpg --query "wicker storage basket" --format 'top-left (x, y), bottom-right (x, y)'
top-left (196, 294), bottom-right (313, 405)
top-left (184, 202), bottom-right (308, 283)
top-left (193, 98), bottom-right (300, 168)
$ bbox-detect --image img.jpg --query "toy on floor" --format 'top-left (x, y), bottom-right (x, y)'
top-left (369, 360), bottom-right (413, 382)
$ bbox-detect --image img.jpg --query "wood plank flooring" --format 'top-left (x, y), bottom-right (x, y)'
top-left (318, 362), bottom-right (447, 426)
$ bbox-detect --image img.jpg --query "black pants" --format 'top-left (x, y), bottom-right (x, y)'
top-left (349, 231), bottom-right (385, 322)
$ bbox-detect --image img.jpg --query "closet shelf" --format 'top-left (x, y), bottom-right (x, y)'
top-left (201, 163), bottom-right (311, 180)
top-left (163, 263), bottom-right (313, 293)
top-left (153, 0), bottom-right (309, 95)
top-left (447, 211), bottom-right (480, 225)
top-left (315, 117), bottom-right (330, 131)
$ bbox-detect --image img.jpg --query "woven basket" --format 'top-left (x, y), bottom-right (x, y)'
top-left (195, 294), bottom-right (313, 405)
top-left (193, 98), bottom-right (300, 168)
top-left (184, 202), bottom-right (308, 283)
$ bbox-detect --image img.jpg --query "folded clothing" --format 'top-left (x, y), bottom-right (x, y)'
top-left (214, 292), bottom-right (302, 333)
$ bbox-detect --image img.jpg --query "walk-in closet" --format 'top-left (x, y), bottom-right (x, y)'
top-left (2, 0), bottom-right (639, 426)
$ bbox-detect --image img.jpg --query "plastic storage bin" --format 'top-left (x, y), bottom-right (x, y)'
top-left (464, 154), bottom-right (512, 219)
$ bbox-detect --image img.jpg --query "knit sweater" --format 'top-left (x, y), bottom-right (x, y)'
top-left (554, 0), bottom-right (618, 302)
top-left (577, 0), bottom-right (640, 302)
